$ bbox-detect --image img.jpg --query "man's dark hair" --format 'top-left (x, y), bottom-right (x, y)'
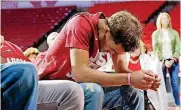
top-left (108, 11), bottom-right (142, 52)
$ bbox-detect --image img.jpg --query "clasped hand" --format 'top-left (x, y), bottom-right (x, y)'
top-left (131, 70), bottom-right (161, 91)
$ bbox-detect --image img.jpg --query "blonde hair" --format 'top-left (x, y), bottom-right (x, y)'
top-left (24, 47), bottom-right (40, 57)
top-left (156, 12), bottom-right (172, 29)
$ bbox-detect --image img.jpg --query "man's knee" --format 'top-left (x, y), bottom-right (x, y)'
top-left (57, 81), bottom-right (84, 110)
top-left (38, 80), bottom-right (84, 110)
top-left (65, 81), bottom-right (84, 101)
top-left (80, 83), bottom-right (104, 100)
top-left (92, 83), bottom-right (104, 97)
top-left (1, 63), bottom-right (38, 109)
top-left (3, 63), bottom-right (37, 79)
top-left (1, 62), bottom-right (37, 88)
top-left (19, 63), bottom-right (38, 86)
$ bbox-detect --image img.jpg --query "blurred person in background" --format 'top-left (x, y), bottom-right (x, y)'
top-left (126, 41), bottom-right (168, 110)
top-left (35, 11), bottom-right (161, 110)
top-left (0, 35), bottom-right (38, 110)
top-left (152, 12), bottom-right (180, 109)
top-left (24, 47), bottom-right (40, 63)
top-left (47, 32), bottom-right (59, 46)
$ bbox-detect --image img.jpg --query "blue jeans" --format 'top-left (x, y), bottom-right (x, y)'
top-left (162, 61), bottom-right (180, 106)
top-left (80, 83), bottom-right (144, 110)
top-left (1, 62), bottom-right (38, 110)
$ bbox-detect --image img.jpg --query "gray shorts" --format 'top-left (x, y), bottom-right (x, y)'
top-left (38, 80), bottom-right (84, 110)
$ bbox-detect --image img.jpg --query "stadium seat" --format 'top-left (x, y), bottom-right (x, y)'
top-left (1, 6), bottom-right (76, 50)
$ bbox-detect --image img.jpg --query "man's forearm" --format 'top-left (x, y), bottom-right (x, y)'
top-left (73, 67), bottom-right (129, 87)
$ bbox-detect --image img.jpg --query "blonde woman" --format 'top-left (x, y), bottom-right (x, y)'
top-left (24, 47), bottom-right (40, 63)
top-left (152, 12), bottom-right (180, 108)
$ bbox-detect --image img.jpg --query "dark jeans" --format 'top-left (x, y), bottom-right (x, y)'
top-left (1, 62), bottom-right (38, 110)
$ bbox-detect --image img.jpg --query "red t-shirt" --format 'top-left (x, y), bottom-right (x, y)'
top-left (128, 60), bottom-right (141, 71)
top-left (35, 12), bottom-right (109, 80)
top-left (0, 41), bottom-right (30, 64)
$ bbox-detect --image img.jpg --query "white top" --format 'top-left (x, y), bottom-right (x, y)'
top-left (125, 53), bottom-right (168, 110)
top-left (161, 29), bottom-right (172, 59)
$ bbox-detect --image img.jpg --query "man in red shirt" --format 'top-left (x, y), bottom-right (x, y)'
top-left (1, 35), bottom-right (84, 110)
top-left (36, 11), bottom-right (161, 110)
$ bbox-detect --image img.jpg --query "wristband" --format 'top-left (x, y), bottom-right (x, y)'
top-left (128, 73), bottom-right (131, 85)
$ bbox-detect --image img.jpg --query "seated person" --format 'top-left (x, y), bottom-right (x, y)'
top-left (0, 35), bottom-right (38, 110)
top-left (35, 11), bottom-right (161, 110)
top-left (1, 35), bottom-right (84, 110)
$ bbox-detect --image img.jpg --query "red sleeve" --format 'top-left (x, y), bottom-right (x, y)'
top-left (35, 52), bottom-right (46, 67)
top-left (65, 16), bottom-right (92, 51)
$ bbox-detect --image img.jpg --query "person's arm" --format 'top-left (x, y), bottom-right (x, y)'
top-left (112, 53), bottom-right (161, 90)
top-left (152, 30), bottom-right (163, 61)
top-left (167, 31), bottom-right (180, 67)
top-left (71, 48), bottom-right (156, 90)
top-left (67, 15), bottom-right (156, 89)
top-left (172, 30), bottom-right (180, 61)
top-left (71, 48), bottom-right (128, 86)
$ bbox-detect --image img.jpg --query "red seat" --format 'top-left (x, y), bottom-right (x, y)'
top-left (1, 6), bottom-right (76, 50)
top-left (88, 1), bottom-right (165, 22)
top-left (169, 5), bottom-right (180, 35)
